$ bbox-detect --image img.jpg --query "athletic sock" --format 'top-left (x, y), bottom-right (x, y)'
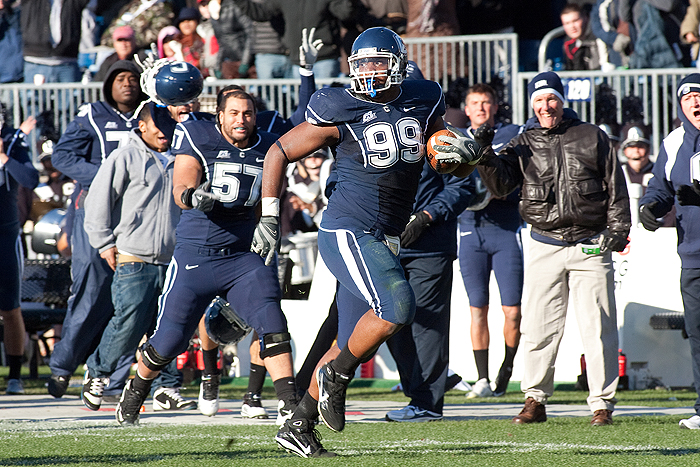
top-left (331, 345), bottom-right (361, 377)
top-left (292, 391), bottom-right (320, 421)
top-left (273, 376), bottom-right (298, 404)
top-left (502, 344), bottom-right (518, 370)
top-left (473, 349), bottom-right (489, 381)
top-left (202, 348), bottom-right (220, 376)
top-left (247, 363), bottom-right (267, 394)
top-left (132, 370), bottom-right (155, 394)
top-left (7, 354), bottom-right (21, 380)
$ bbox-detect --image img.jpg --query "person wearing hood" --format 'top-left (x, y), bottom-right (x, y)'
top-left (639, 73), bottom-right (700, 430)
top-left (477, 71), bottom-right (631, 427)
top-left (81, 102), bottom-right (196, 413)
top-left (47, 60), bottom-right (145, 400)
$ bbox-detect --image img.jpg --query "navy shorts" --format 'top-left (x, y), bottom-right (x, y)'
top-left (318, 226), bottom-right (415, 348)
top-left (0, 231), bottom-right (22, 311)
top-left (458, 223), bottom-right (523, 308)
top-left (149, 243), bottom-right (286, 358)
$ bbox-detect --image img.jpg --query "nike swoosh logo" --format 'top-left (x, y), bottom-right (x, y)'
top-left (83, 392), bottom-right (101, 405)
top-left (185, 264), bottom-right (199, 270)
top-left (460, 231), bottom-right (473, 236)
top-left (161, 400), bottom-right (173, 410)
top-left (492, 143), bottom-right (504, 150)
top-left (403, 106), bottom-right (416, 112)
top-left (256, 157), bottom-right (264, 163)
top-left (293, 433), bottom-right (312, 456)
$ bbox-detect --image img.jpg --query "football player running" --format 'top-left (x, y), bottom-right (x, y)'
top-left (116, 84), bottom-right (300, 426)
top-left (252, 27), bottom-right (485, 458)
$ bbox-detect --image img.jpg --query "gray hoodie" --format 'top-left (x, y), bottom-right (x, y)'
top-left (84, 129), bottom-right (179, 264)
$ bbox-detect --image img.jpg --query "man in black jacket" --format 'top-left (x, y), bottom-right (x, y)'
top-left (477, 71), bottom-right (631, 427)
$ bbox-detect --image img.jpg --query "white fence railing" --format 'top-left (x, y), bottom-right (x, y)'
top-left (0, 33), bottom-right (694, 164)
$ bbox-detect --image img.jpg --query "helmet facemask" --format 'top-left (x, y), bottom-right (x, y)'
top-left (349, 49), bottom-right (404, 97)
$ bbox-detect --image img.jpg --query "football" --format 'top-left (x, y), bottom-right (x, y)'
top-left (426, 129), bottom-right (460, 174)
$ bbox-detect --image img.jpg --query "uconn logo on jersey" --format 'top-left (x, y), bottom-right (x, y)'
top-left (361, 117), bottom-right (424, 169)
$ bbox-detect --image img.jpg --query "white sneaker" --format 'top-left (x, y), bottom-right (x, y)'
top-left (198, 374), bottom-right (221, 416)
top-left (385, 405), bottom-right (442, 422)
top-left (241, 392), bottom-right (269, 419)
top-left (679, 414), bottom-right (700, 429)
top-left (6, 379), bottom-right (24, 395)
top-left (466, 378), bottom-right (493, 399)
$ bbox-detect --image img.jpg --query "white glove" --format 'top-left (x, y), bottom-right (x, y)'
top-left (251, 216), bottom-right (280, 266)
top-left (434, 124), bottom-right (485, 165)
top-left (208, 0), bottom-right (221, 20)
top-left (299, 27), bottom-right (323, 70)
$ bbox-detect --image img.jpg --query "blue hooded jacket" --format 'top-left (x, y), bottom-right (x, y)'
top-left (640, 73), bottom-right (700, 268)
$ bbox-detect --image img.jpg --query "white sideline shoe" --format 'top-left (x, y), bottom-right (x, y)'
top-left (466, 378), bottom-right (493, 399)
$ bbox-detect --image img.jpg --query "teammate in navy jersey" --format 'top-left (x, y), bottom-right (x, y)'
top-left (115, 87), bottom-right (299, 426)
top-left (48, 60), bottom-right (147, 399)
top-left (252, 27), bottom-right (485, 458)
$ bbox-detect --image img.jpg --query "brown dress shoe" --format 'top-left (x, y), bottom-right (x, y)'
top-left (591, 409), bottom-right (613, 426)
top-left (512, 397), bottom-right (547, 424)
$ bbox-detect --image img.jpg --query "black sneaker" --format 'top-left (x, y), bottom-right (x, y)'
top-left (493, 366), bottom-right (513, 397)
top-left (242, 392), bottom-right (269, 419)
top-left (275, 419), bottom-right (337, 458)
top-left (198, 374), bottom-right (221, 416)
top-left (81, 371), bottom-right (109, 411)
top-left (116, 379), bottom-right (147, 426)
top-left (317, 362), bottom-right (351, 432)
top-left (153, 387), bottom-right (198, 411)
top-left (48, 373), bottom-right (70, 398)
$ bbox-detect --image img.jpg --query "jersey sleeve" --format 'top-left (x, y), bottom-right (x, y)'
top-left (305, 88), bottom-right (358, 125)
top-left (171, 121), bottom-right (206, 165)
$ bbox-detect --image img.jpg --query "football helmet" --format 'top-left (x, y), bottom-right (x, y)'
top-left (203, 296), bottom-right (252, 345)
top-left (140, 59), bottom-right (203, 106)
top-left (348, 27), bottom-right (407, 97)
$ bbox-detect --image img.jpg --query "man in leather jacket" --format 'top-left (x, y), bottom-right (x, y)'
top-left (477, 71), bottom-right (631, 427)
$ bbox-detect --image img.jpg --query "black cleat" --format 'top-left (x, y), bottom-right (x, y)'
top-left (116, 379), bottom-right (147, 426)
top-left (275, 419), bottom-right (337, 458)
top-left (493, 366), bottom-right (513, 397)
top-left (48, 374), bottom-right (70, 398)
top-left (317, 362), bottom-right (351, 432)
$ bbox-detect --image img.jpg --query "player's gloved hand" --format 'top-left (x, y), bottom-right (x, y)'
top-left (434, 124), bottom-right (484, 165)
top-left (676, 179), bottom-right (700, 206)
top-left (600, 231), bottom-right (628, 253)
top-left (251, 216), bottom-right (280, 266)
top-left (639, 201), bottom-right (662, 232)
top-left (299, 27), bottom-right (323, 70)
top-left (400, 211), bottom-right (431, 248)
top-left (181, 180), bottom-right (219, 212)
top-left (473, 122), bottom-right (494, 148)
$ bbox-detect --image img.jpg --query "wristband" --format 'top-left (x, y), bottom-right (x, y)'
top-left (181, 187), bottom-right (195, 208)
top-left (261, 197), bottom-right (280, 216)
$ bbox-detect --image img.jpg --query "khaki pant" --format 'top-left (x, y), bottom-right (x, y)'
top-left (521, 238), bottom-right (619, 412)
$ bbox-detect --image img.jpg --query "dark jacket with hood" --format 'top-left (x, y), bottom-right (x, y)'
top-left (478, 108), bottom-right (631, 244)
top-left (640, 74), bottom-right (700, 268)
top-left (52, 61), bottom-right (146, 193)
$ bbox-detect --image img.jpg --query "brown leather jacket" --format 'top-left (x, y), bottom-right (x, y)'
top-left (477, 112), bottom-right (631, 243)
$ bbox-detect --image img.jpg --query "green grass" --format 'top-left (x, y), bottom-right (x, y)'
top-left (3, 365), bottom-right (700, 466)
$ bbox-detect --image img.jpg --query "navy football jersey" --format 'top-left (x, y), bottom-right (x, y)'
top-left (171, 120), bottom-right (277, 249)
top-left (306, 80), bottom-right (445, 236)
top-left (52, 101), bottom-right (138, 188)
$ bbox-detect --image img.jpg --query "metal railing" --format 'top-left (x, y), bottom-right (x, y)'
top-left (515, 69), bottom-right (688, 151)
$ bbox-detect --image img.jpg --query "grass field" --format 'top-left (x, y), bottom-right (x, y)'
top-left (2, 366), bottom-right (700, 466)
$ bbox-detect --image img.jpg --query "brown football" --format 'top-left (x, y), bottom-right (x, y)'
top-left (426, 129), bottom-right (460, 174)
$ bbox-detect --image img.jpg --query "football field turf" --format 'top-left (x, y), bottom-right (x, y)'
top-left (2, 374), bottom-right (700, 466)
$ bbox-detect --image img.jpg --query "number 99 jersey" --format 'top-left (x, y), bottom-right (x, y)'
top-left (306, 80), bottom-right (445, 236)
top-left (171, 119), bottom-right (278, 249)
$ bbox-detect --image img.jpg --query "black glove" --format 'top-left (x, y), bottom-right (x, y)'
top-left (473, 123), bottom-right (494, 148)
top-left (181, 180), bottom-right (219, 212)
top-left (600, 231), bottom-right (628, 253)
top-left (676, 179), bottom-right (700, 206)
top-left (251, 216), bottom-right (280, 266)
top-left (400, 211), bottom-right (431, 248)
top-left (639, 202), bottom-right (662, 232)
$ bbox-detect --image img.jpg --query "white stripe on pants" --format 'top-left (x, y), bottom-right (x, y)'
top-left (521, 237), bottom-right (619, 412)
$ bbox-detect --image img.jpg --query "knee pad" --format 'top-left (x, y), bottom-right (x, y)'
top-left (259, 332), bottom-right (292, 359)
top-left (141, 343), bottom-right (173, 371)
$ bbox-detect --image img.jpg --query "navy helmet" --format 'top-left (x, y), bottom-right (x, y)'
top-left (203, 296), bottom-right (251, 345)
top-left (348, 27), bottom-right (407, 97)
top-left (151, 61), bottom-right (203, 106)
